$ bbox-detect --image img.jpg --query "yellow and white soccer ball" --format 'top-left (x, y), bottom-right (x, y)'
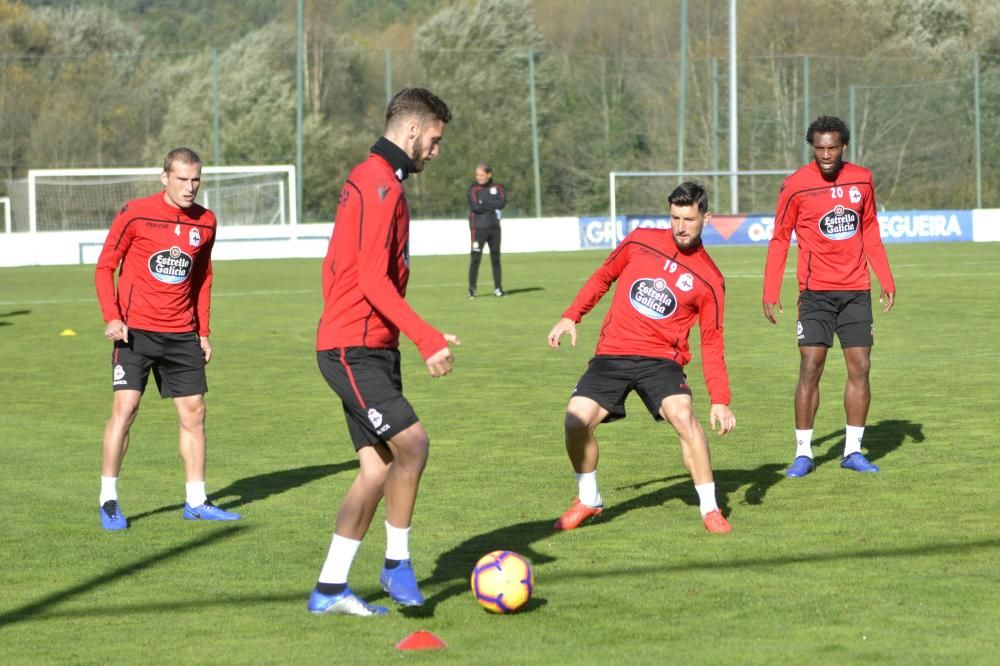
top-left (470, 550), bottom-right (534, 614)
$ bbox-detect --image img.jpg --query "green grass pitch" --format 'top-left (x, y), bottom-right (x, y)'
top-left (1, 242), bottom-right (998, 664)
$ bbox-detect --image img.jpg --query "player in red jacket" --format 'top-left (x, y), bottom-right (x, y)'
top-left (308, 88), bottom-right (460, 617)
top-left (94, 147), bottom-right (240, 531)
top-left (548, 182), bottom-right (736, 535)
top-left (762, 115), bottom-right (896, 477)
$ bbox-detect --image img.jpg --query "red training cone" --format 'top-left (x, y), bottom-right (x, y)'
top-left (396, 630), bottom-right (447, 651)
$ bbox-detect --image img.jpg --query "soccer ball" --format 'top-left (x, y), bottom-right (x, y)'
top-left (470, 550), bottom-right (534, 614)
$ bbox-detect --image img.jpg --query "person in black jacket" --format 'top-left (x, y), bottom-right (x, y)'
top-left (467, 163), bottom-right (506, 297)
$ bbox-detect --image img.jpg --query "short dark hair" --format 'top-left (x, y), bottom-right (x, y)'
top-left (385, 87), bottom-right (451, 128)
top-left (163, 147), bottom-right (201, 173)
top-left (807, 115), bottom-right (850, 146)
top-left (668, 181), bottom-right (709, 214)
top-left (476, 162), bottom-right (492, 174)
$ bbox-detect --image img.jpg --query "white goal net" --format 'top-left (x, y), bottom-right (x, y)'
top-left (610, 169), bottom-right (792, 221)
top-left (25, 165), bottom-right (296, 232)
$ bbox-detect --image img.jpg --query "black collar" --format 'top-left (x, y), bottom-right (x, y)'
top-left (371, 136), bottom-right (416, 182)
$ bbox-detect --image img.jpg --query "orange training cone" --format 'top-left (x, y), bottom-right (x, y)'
top-left (396, 631), bottom-right (446, 651)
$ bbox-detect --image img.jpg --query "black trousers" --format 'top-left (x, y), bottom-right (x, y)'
top-left (469, 226), bottom-right (502, 291)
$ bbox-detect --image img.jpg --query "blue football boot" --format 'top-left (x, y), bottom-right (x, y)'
top-left (379, 559), bottom-right (425, 606)
top-left (841, 452), bottom-right (880, 473)
top-left (308, 587), bottom-right (388, 616)
top-left (100, 500), bottom-right (128, 531)
top-left (785, 456), bottom-right (815, 478)
top-left (183, 501), bottom-right (242, 521)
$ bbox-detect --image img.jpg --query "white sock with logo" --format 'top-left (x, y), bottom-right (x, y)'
top-left (318, 534), bottom-right (362, 585)
top-left (695, 482), bottom-right (719, 516)
top-left (795, 429), bottom-right (814, 459)
top-left (100, 476), bottom-right (118, 506)
top-left (844, 425), bottom-right (865, 457)
top-left (385, 521), bottom-right (411, 561)
top-left (186, 481), bottom-right (207, 507)
top-left (576, 471), bottom-right (602, 507)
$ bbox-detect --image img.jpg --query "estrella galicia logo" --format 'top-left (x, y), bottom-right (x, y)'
top-left (148, 246), bottom-right (193, 284)
top-left (629, 277), bottom-right (677, 320)
top-left (819, 205), bottom-right (860, 240)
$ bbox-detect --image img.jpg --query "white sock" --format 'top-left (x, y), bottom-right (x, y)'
top-left (100, 476), bottom-right (118, 505)
top-left (695, 482), bottom-right (719, 517)
top-left (795, 429), bottom-right (814, 459)
top-left (185, 481), bottom-right (207, 507)
top-left (576, 471), bottom-right (602, 507)
top-left (385, 521), bottom-right (411, 561)
top-left (844, 425), bottom-right (865, 457)
top-left (318, 534), bottom-right (362, 585)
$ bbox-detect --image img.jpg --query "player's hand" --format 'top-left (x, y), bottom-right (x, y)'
top-left (426, 334), bottom-right (461, 378)
top-left (199, 336), bottom-right (212, 364)
top-left (762, 301), bottom-right (783, 325)
top-left (547, 318), bottom-right (577, 348)
top-left (879, 288), bottom-right (895, 313)
top-left (104, 319), bottom-right (129, 342)
top-left (709, 404), bottom-right (736, 436)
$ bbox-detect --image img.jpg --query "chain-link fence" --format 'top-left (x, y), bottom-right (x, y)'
top-left (3, 45), bottom-right (998, 230)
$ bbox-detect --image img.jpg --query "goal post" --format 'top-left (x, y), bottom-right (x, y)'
top-left (610, 169), bottom-right (792, 223)
top-left (27, 165), bottom-right (296, 233)
top-left (0, 196), bottom-right (10, 233)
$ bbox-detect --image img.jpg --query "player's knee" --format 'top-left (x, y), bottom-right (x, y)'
top-left (111, 396), bottom-right (140, 426)
top-left (176, 399), bottom-right (206, 430)
top-left (564, 411), bottom-right (594, 438)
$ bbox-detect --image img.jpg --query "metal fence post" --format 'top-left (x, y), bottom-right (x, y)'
top-left (528, 48), bottom-right (542, 218)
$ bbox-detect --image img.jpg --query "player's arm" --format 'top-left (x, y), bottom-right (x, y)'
top-left (859, 180), bottom-right (895, 312)
top-left (549, 239), bottom-right (631, 348)
top-left (191, 232), bottom-right (215, 362)
top-left (491, 183), bottom-right (507, 210)
top-left (468, 185), bottom-right (492, 214)
top-left (762, 181), bottom-right (798, 323)
top-left (356, 192), bottom-right (455, 372)
top-left (698, 282), bottom-right (734, 435)
top-left (95, 209), bottom-right (135, 341)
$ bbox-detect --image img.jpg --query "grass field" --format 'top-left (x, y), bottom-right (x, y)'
top-left (1, 242), bottom-right (998, 664)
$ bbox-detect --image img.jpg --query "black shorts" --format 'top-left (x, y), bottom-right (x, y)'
top-left (797, 290), bottom-right (874, 348)
top-left (317, 347), bottom-right (420, 450)
top-left (571, 355), bottom-right (692, 423)
top-left (112, 329), bottom-right (207, 398)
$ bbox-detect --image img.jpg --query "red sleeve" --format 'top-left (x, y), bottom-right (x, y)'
top-left (762, 180), bottom-right (798, 303)
top-left (562, 239), bottom-right (632, 322)
top-left (94, 208), bottom-right (134, 323)
top-left (860, 184), bottom-right (894, 292)
top-left (697, 279), bottom-right (731, 405)
top-left (357, 192), bottom-right (446, 360)
top-left (191, 234), bottom-right (214, 337)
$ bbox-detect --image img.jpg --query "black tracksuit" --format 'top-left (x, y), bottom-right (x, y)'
top-left (467, 179), bottom-right (506, 293)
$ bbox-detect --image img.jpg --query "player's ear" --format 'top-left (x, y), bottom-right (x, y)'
top-left (159, 171), bottom-right (169, 188)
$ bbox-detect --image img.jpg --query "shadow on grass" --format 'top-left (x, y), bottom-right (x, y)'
top-left (0, 526), bottom-right (248, 629)
top-left (7, 536), bottom-right (999, 623)
top-left (400, 463), bottom-right (784, 617)
top-left (811, 419), bottom-right (925, 469)
top-left (500, 287), bottom-right (544, 296)
top-left (0, 309), bottom-right (30, 327)
top-left (127, 461), bottom-right (358, 526)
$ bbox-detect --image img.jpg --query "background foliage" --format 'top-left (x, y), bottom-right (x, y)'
top-left (3, 0), bottom-right (1000, 221)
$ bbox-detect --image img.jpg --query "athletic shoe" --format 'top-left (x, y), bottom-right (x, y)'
top-left (100, 500), bottom-right (127, 531)
top-left (841, 452), bottom-right (879, 473)
top-left (379, 559), bottom-right (425, 606)
top-left (308, 587), bottom-right (388, 616)
top-left (183, 501), bottom-right (242, 521)
top-left (786, 455), bottom-right (815, 477)
top-left (494, 288), bottom-right (506, 297)
top-left (553, 498), bottom-right (603, 531)
top-left (703, 509), bottom-right (732, 534)
top-left (468, 288), bottom-right (477, 299)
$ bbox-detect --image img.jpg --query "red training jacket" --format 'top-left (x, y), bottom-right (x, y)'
top-left (763, 161), bottom-right (894, 303)
top-left (95, 192), bottom-right (215, 336)
top-left (562, 227), bottom-right (731, 405)
top-left (316, 150), bottom-right (446, 360)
